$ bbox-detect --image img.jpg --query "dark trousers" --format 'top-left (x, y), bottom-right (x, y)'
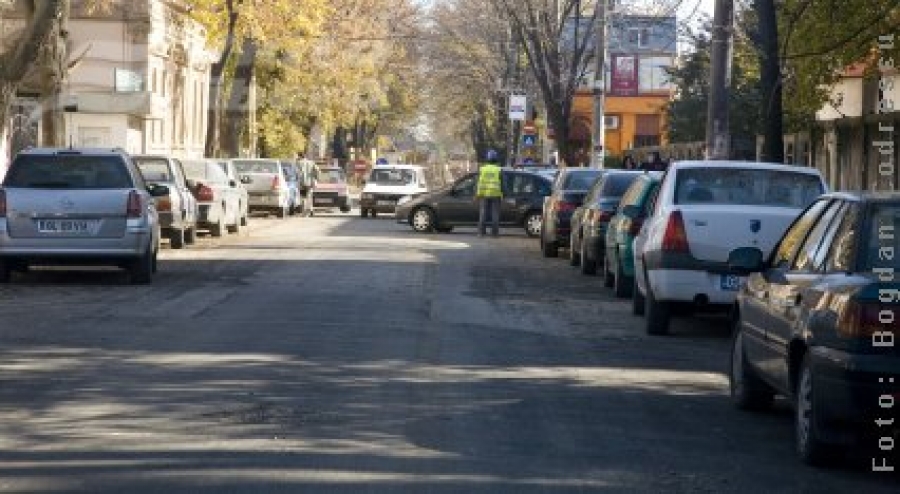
top-left (478, 197), bottom-right (501, 236)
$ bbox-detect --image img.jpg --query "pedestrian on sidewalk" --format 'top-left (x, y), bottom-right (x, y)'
top-left (476, 149), bottom-right (503, 237)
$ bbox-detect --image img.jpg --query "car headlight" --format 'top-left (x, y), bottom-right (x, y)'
top-left (397, 195), bottom-right (413, 206)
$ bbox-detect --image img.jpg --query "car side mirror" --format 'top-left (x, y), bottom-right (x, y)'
top-left (621, 205), bottom-right (640, 218)
top-left (727, 247), bottom-right (765, 275)
top-left (148, 184), bottom-right (169, 197)
top-left (240, 175), bottom-right (252, 184)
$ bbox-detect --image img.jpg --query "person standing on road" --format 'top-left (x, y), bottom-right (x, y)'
top-left (476, 149), bottom-right (503, 237)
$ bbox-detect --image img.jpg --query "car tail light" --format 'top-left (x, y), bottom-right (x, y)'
top-left (271, 175), bottom-right (281, 191)
top-left (627, 217), bottom-right (645, 235)
top-left (597, 210), bottom-right (614, 223)
top-left (662, 210), bottom-right (690, 253)
top-left (156, 196), bottom-right (172, 212)
top-left (837, 300), bottom-right (894, 340)
top-left (126, 190), bottom-right (142, 218)
top-left (0, 190), bottom-right (6, 218)
top-left (196, 184), bottom-right (215, 202)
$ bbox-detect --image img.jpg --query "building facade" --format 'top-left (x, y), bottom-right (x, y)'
top-left (0, 0), bottom-right (215, 175)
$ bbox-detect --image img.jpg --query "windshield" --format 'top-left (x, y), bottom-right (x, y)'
top-left (563, 170), bottom-right (603, 190)
top-left (675, 168), bottom-right (823, 208)
top-left (233, 160), bottom-right (280, 174)
top-left (4, 155), bottom-right (133, 189)
top-left (865, 204), bottom-right (900, 270)
top-left (134, 158), bottom-right (173, 182)
top-left (602, 173), bottom-right (641, 197)
top-left (319, 169), bottom-right (346, 184)
top-left (369, 168), bottom-right (415, 185)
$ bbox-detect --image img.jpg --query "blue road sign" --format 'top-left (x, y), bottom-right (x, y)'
top-left (522, 134), bottom-right (537, 147)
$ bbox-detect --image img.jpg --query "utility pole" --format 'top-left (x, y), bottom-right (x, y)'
top-left (590, 0), bottom-right (608, 168)
top-left (705, 0), bottom-right (734, 160)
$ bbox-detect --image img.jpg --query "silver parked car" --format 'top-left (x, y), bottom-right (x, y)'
top-left (182, 160), bottom-right (243, 236)
top-left (0, 148), bottom-right (167, 284)
top-left (216, 160), bottom-right (250, 227)
top-left (231, 158), bottom-right (293, 218)
top-left (132, 155), bottom-right (198, 249)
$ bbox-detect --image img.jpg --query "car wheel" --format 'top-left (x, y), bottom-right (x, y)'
top-left (644, 270), bottom-right (670, 335)
top-left (602, 253), bottom-right (614, 287)
top-left (240, 205), bottom-right (249, 226)
top-left (185, 227), bottom-right (197, 244)
top-left (730, 323), bottom-right (774, 410)
top-left (129, 245), bottom-right (154, 284)
top-left (796, 354), bottom-right (835, 465)
top-left (541, 233), bottom-right (558, 258)
top-left (411, 207), bottom-right (435, 233)
top-left (360, 208), bottom-right (369, 218)
top-left (0, 260), bottom-right (11, 283)
top-left (580, 238), bottom-right (596, 275)
top-left (211, 214), bottom-right (225, 237)
top-left (227, 217), bottom-right (240, 234)
top-left (340, 205), bottom-right (351, 213)
top-left (568, 231), bottom-right (580, 266)
top-left (169, 228), bottom-right (186, 249)
top-left (276, 206), bottom-right (287, 218)
top-left (632, 275), bottom-right (645, 316)
top-left (524, 212), bottom-right (542, 237)
top-left (435, 226), bottom-right (454, 233)
top-left (371, 210), bottom-right (378, 218)
top-left (613, 255), bottom-right (633, 298)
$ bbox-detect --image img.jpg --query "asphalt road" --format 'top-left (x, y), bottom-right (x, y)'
top-left (0, 209), bottom-right (896, 493)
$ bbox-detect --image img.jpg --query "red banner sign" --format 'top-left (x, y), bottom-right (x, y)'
top-left (610, 55), bottom-right (638, 96)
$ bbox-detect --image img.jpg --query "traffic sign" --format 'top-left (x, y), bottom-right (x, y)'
top-left (523, 121), bottom-right (537, 135)
top-left (522, 134), bottom-right (537, 147)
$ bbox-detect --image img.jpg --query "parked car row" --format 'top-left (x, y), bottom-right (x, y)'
top-left (540, 160), bottom-right (898, 467)
top-left (0, 148), bottom-right (351, 285)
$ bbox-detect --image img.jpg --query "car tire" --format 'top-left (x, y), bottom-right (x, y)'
top-left (129, 245), bottom-right (154, 284)
top-left (0, 260), bottom-right (11, 283)
top-left (240, 205), bottom-right (249, 226)
top-left (613, 255), bottom-right (633, 298)
top-left (185, 227), bottom-right (197, 244)
top-left (524, 212), bottom-right (542, 238)
top-left (602, 254), bottom-right (614, 287)
top-left (435, 226), bottom-right (454, 233)
top-left (169, 228), bottom-right (186, 249)
top-left (410, 207), bottom-right (435, 233)
top-left (340, 205), bottom-right (351, 213)
top-left (644, 270), bottom-right (670, 335)
top-left (371, 210), bottom-right (378, 218)
top-left (227, 217), bottom-right (240, 234)
top-left (276, 206), bottom-right (287, 218)
top-left (360, 208), bottom-right (369, 218)
top-left (569, 232), bottom-right (580, 266)
top-left (541, 233), bottom-right (559, 258)
top-left (729, 323), bottom-right (774, 411)
top-left (580, 239), bottom-right (596, 275)
top-left (632, 276), bottom-right (645, 316)
top-left (211, 214), bottom-right (225, 237)
top-left (796, 354), bottom-right (835, 466)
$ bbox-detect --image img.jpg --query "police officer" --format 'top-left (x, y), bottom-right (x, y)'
top-left (476, 149), bottom-right (503, 237)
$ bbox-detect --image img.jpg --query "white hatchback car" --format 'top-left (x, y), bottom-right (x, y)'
top-left (632, 161), bottom-right (827, 335)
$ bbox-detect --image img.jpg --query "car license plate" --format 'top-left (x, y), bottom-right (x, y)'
top-left (720, 274), bottom-right (742, 291)
top-left (376, 200), bottom-right (395, 206)
top-left (315, 198), bottom-right (333, 204)
top-left (37, 219), bottom-right (95, 234)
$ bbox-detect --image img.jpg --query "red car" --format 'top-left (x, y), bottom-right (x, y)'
top-left (313, 167), bottom-right (352, 213)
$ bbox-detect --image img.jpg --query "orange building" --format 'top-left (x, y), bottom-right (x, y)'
top-left (570, 92), bottom-right (669, 159)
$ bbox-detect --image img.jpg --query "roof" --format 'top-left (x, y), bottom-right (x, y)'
top-left (17, 147), bottom-right (129, 156)
top-left (670, 160), bottom-right (824, 175)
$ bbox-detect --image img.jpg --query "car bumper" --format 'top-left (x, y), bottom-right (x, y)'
top-left (313, 195), bottom-right (349, 208)
top-left (0, 229), bottom-right (153, 260)
top-left (810, 347), bottom-right (900, 444)
top-left (360, 198), bottom-right (399, 213)
top-left (646, 268), bottom-right (742, 305)
top-left (248, 193), bottom-right (286, 209)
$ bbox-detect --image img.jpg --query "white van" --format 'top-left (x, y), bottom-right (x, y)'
top-left (359, 164), bottom-right (429, 218)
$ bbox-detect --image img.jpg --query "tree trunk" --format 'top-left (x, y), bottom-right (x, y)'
top-left (0, 0), bottom-right (68, 143)
top-left (222, 37), bottom-right (258, 157)
top-left (205, 0), bottom-right (239, 157)
top-left (40, 3), bottom-right (69, 147)
top-left (755, 0), bottom-right (784, 162)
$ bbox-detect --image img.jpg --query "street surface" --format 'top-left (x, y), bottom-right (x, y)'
top-left (0, 210), bottom-right (896, 493)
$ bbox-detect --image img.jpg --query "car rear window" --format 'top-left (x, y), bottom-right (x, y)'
top-left (602, 173), bottom-right (640, 197)
top-left (233, 160), bottom-right (279, 174)
top-left (563, 170), bottom-right (603, 190)
top-left (4, 154), bottom-right (133, 189)
top-left (674, 168), bottom-right (823, 208)
top-left (183, 161), bottom-right (228, 184)
top-left (864, 203), bottom-right (900, 270)
top-left (319, 169), bottom-right (345, 184)
top-left (133, 157), bottom-right (173, 182)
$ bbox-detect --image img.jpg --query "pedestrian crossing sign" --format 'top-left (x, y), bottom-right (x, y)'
top-left (522, 134), bottom-right (537, 147)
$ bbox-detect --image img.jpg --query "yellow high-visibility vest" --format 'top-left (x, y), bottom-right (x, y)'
top-left (476, 164), bottom-right (503, 198)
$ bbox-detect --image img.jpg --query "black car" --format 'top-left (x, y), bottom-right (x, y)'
top-left (540, 168), bottom-right (605, 257)
top-left (730, 192), bottom-right (899, 465)
top-left (569, 170), bottom-right (643, 275)
top-left (395, 170), bottom-right (552, 236)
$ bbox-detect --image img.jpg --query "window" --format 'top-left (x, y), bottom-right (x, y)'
top-left (792, 201), bottom-right (844, 272)
top-left (563, 170), bottom-right (604, 190)
top-left (5, 155), bottom-right (133, 189)
top-left (628, 27), bottom-right (650, 47)
top-left (604, 115), bottom-right (620, 130)
top-left (639, 56), bottom-right (673, 92)
top-left (771, 200), bottom-right (830, 269)
top-left (508, 174), bottom-right (540, 196)
top-left (453, 175), bottom-right (477, 197)
top-left (134, 157), bottom-right (173, 182)
top-left (674, 168), bottom-right (824, 207)
top-left (825, 204), bottom-right (861, 272)
top-left (602, 173), bottom-right (640, 197)
top-left (634, 114), bottom-right (661, 149)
